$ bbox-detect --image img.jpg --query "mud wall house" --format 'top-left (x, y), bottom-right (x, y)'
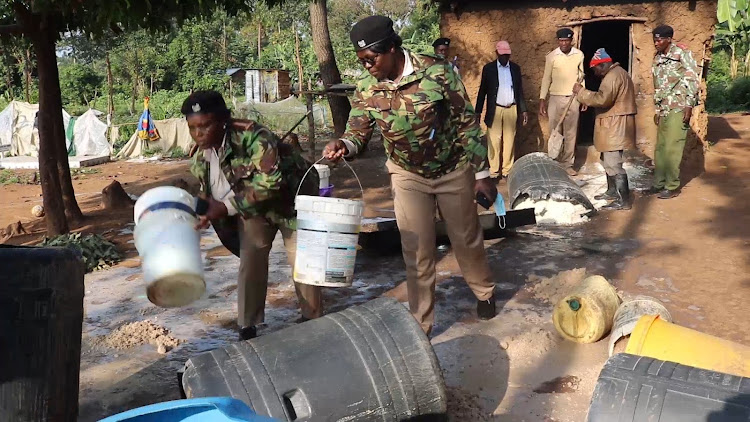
top-left (438, 0), bottom-right (717, 169)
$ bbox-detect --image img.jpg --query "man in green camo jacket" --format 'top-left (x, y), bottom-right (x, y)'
top-left (184, 90), bottom-right (322, 341)
top-left (324, 16), bottom-right (498, 335)
top-left (647, 24), bottom-right (699, 199)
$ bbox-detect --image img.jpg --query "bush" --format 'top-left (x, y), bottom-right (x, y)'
top-left (728, 77), bottom-right (750, 108)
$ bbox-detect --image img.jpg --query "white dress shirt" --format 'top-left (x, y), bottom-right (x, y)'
top-left (204, 139), bottom-right (238, 216)
top-left (496, 60), bottom-right (515, 107)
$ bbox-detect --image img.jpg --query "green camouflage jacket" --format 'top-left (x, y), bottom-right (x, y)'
top-left (190, 120), bottom-right (317, 229)
top-left (652, 43), bottom-right (699, 116)
top-left (342, 49), bottom-right (489, 179)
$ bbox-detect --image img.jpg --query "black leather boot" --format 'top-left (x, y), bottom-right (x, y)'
top-left (602, 174), bottom-right (632, 210)
top-left (594, 175), bottom-right (617, 201)
top-left (477, 294), bottom-right (497, 320)
top-left (239, 326), bottom-right (257, 341)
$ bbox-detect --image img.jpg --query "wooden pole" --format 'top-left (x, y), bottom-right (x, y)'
top-left (295, 29), bottom-right (304, 93)
top-left (257, 22), bottom-right (262, 60)
top-left (305, 92), bottom-right (315, 162)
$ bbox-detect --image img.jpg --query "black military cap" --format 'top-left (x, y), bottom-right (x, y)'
top-left (556, 28), bottom-right (574, 39)
top-left (653, 25), bottom-right (674, 38)
top-left (432, 37), bottom-right (451, 47)
top-left (350, 15), bottom-right (396, 51)
top-left (181, 90), bottom-right (230, 117)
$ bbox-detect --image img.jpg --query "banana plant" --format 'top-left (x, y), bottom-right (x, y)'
top-left (718, 0), bottom-right (750, 32)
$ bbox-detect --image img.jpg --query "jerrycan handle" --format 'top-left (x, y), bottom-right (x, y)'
top-left (296, 156), bottom-right (365, 200)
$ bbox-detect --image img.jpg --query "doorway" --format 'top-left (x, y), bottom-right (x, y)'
top-left (577, 20), bottom-right (633, 145)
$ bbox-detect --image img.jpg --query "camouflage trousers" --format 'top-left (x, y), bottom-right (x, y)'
top-left (653, 110), bottom-right (688, 191)
top-left (387, 160), bottom-right (495, 335)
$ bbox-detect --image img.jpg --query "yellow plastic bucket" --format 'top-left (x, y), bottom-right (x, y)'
top-left (626, 315), bottom-right (750, 377)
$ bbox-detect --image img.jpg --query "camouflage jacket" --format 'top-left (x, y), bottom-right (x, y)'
top-left (652, 43), bottom-right (699, 116)
top-left (341, 49), bottom-right (489, 179)
top-left (190, 120), bottom-right (317, 229)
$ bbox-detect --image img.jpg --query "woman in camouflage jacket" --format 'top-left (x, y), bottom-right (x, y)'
top-left (183, 90), bottom-right (321, 341)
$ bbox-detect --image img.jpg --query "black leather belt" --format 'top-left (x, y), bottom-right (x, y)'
top-left (496, 103), bottom-right (516, 108)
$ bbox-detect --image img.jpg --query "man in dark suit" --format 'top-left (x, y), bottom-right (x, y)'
top-left (476, 40), bottom-right (528, 179)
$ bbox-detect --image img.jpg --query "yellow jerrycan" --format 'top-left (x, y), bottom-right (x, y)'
top-left (553, 275), bottom-right (621, 343)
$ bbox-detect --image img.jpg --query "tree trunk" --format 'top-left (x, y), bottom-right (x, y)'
top-left (309, 0), bottom-right (350, 136)
top-left (24, 48), bottom-right (31, 102)
top-left (4, 56), bottom-right (13, 100)
top-left (31, 24), bottom-right (69, 234)
top-left (730, 43), bottom-right (738, 79)
top-left (257, 22), bottom-right (262, 60)
top-left (44, 35), bottom-right (82, 222)
top-left (295, 28), bottom-right (304, 92)
top-left (106, 52), bottom-right (114, 117)
top-left (130, 83), bottom-right (136, 115)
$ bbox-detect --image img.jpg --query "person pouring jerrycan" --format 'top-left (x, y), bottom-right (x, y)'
top-left (324, 15), bottom-right (500, 335)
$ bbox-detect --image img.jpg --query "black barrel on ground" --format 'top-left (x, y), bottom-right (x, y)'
top-left (182, 297), bottom-right (447, 421)
top-left (507, 152), bottom-right (594, 211)
top-left (0, 246), bottom-right (85, 422)
top-left (588, 353), bottom-right (750, 421)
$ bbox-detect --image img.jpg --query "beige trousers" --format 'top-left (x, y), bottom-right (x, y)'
top-left (238, 217), bottom-right (322, 327)
top-left (548, 95), bottom-right (580, 168)
top-left (487, 104), bottom-right (517, 177)
top-left (387, 160), bottom-right (495, 334)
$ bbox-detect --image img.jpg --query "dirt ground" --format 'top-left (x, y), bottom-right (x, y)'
top-left (2, 113), bottom-right (750, 421)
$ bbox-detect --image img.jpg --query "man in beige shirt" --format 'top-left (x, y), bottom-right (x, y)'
top-left (539, 28), bottom-right (586, 176)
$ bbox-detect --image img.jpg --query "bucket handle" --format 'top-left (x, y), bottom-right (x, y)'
top-left (296, 157), bottom-right (364, 200)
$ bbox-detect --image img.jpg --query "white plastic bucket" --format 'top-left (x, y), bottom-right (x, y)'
top-left (294, 159), bottom-right (363, 287)
top-left (133, 186), bottom-right (205, 307)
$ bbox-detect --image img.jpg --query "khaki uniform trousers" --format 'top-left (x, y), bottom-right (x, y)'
top-left (487, 104), bottom-right (517, 177)
top-left (387, 160), bottom-right (495, 334)
top-left (548, 95), bottom-right (580, 168)
top-left (237, 217), bottom-right (322, 327)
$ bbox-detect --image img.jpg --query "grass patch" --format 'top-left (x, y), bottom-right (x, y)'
top-left (0, 169), bottom-right (23, 185)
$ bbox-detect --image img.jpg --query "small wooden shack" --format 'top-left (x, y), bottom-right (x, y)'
top-left (438, 0), bottom-right (717, 169)
top-left (226, 68), bottom-right (292, 103)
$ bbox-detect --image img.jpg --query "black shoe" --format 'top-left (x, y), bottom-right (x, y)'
top-left (594, 175), bottom-right (617, 201)
top-left (602, 174), bottom-right (632, 210)
top-left (239, 326), bottom-right (257, 341)
top-left (642, 186), bottom-right (663, 196)
top-left (477, 294), bottom-right (496, 320)
top-left (657, 188), bottom-right (681, 199)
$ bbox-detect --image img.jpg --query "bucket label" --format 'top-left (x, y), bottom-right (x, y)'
top-left (295, 228), bottom-right (358, 285)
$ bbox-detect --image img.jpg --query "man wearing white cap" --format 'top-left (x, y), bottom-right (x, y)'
top-left (476, 40), bottom-right (528, 179)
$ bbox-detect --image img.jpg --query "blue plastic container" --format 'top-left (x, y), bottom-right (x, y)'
top-left (98, 397), bottom-right (278, 422)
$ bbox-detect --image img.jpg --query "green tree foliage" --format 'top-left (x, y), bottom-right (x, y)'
top-left (709, 1), bottom-right (750, 112)
top-left (58, 61), bottom-right (103, 106)
top-left (2, 0), bottom-right (442, 124)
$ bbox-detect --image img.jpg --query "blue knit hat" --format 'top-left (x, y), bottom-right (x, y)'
top-left (590, 48), bottom-right (612, 68)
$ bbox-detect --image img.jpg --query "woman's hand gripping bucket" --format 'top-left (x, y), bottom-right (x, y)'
top-left (294, 158), bottom-right (364, 287)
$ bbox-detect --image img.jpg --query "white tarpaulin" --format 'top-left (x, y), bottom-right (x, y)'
top-left (0, 101), bottom-right (71, 157)
top-left (115, 117), bottom-right (195, 159)
top-left (73, 109), bottom-right (110, 156)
